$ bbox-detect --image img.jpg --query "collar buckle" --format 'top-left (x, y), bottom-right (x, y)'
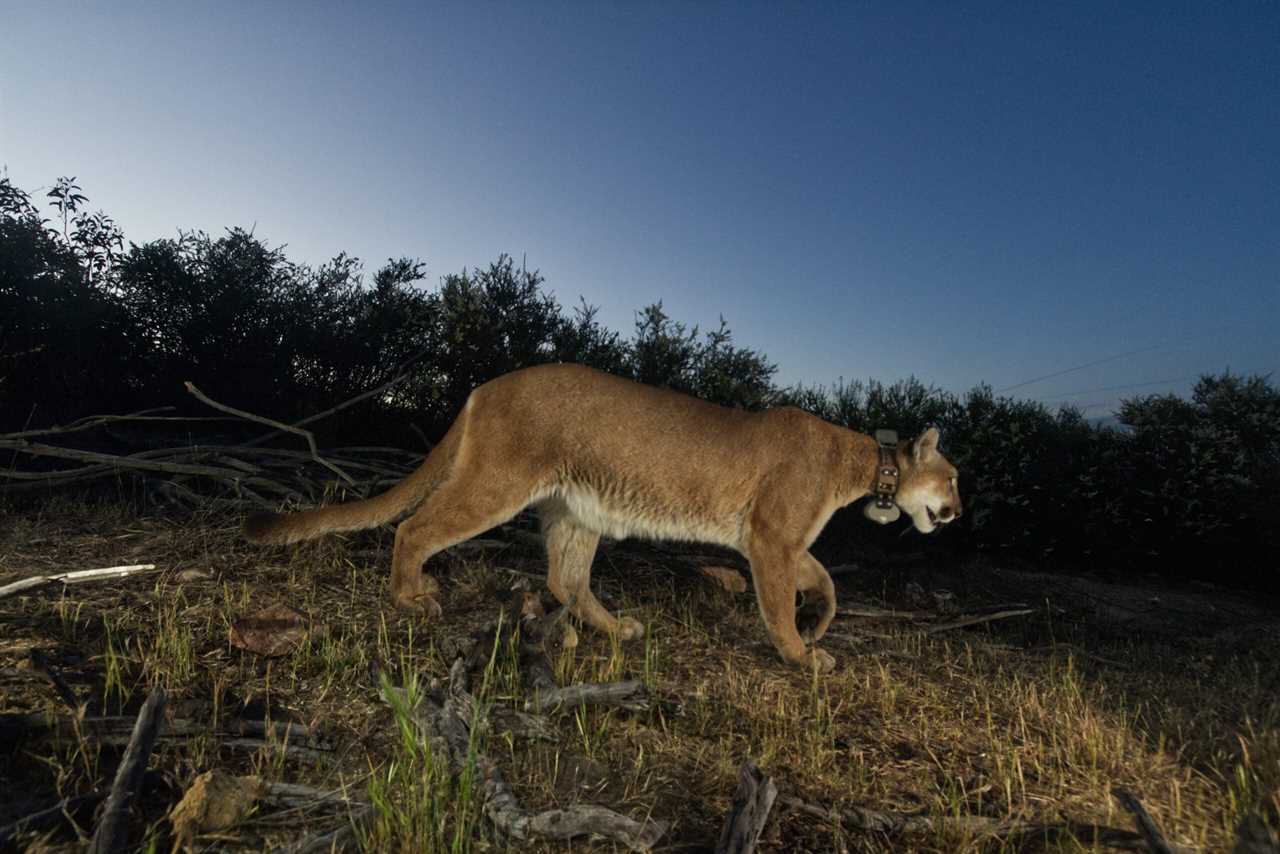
top-left (864, 429), bottom-right (902, 525)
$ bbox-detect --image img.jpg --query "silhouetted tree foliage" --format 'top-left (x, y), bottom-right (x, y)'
top-left (2, 175), bottom-right (1277, 585)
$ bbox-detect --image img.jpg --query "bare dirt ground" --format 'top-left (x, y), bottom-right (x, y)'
top-left (2, 499), bottom-right (1278, 852)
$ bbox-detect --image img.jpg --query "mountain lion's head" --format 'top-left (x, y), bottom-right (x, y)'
top-left (894, 428), bottom-right (962, 534)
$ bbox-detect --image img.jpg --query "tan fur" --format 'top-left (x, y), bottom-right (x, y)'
top-left (244, 363), bottom-right (961, 671)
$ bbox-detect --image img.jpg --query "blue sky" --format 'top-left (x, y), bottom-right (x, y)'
top-left (3, 2), bottom-right (1277, 413)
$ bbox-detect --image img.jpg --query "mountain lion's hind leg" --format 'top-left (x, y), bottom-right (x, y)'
top-left (542, 504), bottom-right (644, 641)
top-left (390, 474), bottom-right (531, 618)
top-left (796, 553), bottom-right (837, 644)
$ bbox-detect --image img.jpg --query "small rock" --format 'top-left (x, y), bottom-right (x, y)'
top-left (170, 769), bottom-right (261, 850)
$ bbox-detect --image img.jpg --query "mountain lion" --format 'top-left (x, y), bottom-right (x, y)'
top-left (244, 363), bottom-right (961, 672)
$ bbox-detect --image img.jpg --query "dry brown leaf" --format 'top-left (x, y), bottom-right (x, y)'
top-left (228, 604), bottom-right (308, 657)
top-left (170, 769), bottom-right (261, 851)
top-left (700, 566), bottom-right (748, 594)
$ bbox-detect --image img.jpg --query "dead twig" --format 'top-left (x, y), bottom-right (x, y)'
top-left (272, 805), bottom-right (374, 854)
top-left (716, 761), bottom-right (778, 854)
top-left (0, 790), bottom-right (106, 846)
top-left (523, 680), bottom-right (649, 715)
top-left (244, 343), bottom-right (434, 448)
top-left (777, 793), bottom-right (1154, 850)
top-left (29, 649), bottom-right (82, 714)
top-left (836, 605), bottom-right (932, 620)
top-left (87, 686), bottom-right (167, 854)
top-left (0, 564), bottom-right (157, 600)
top-left (185, 382), bottom-right (358, 489)
top-left (1, 407), bottom-right (181, 440)
top-left (924, 608), bottom-right (1034, 634)
top-left (259, 781), bottom-right (367, 810)
top-left (221, 738), bottom-right (335, 764)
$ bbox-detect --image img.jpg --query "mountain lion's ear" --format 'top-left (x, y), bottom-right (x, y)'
top-left (913, 427), bottom-right (940, 463)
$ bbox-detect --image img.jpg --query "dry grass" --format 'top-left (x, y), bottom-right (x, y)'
top-left (1, 498), bottom-right (1277, 852)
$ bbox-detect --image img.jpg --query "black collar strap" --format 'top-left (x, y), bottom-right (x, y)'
top-left (864, 429), bottom-right (902, 524)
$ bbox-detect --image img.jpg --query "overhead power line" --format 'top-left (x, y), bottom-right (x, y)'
top-left (995, 345), bottom-right (1163, 394)
top-left (1036, 376), bottom-right (1197, 401)
top-left (1036, 365), bottom-right (1275, 403)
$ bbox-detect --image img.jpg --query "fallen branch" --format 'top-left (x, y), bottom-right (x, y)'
top-left (30, 649), bottom-right (83, 714)
top-left (378, 662), bottom-right (667, 851)
top-left (2, 407), bottom-right (186, 440)
top-left (185, 382), bottom-right (358, 489)
top-left (836, 605), bottom-right (932, 620)
top-left (716, 761), bottom-right (777, 854)
top-left (1112, 788), bottom-right (1177, 854)
top-left (259, 781), bottom-right (368, 811)
top-left (777, 793), bottom-right (1153, 850)
top-left (0, 790), bottom-right (106, 846)
top-left (221, 738), bottom-right (335, 764)
top-left (484, 792), bottom-right (665, 852)
top-left (0, 564), bottom-right (157, 600)
top-left (524, 680), bottom-right (650, 715)
top-left (245, 342), bottom-right (434, 448)
top-left (0, 440), bottom-right (296, 487)
top-left (87, 686), bottom-right (167, 854)
top-left (448, 689), bottom-right (557, 742)
top-left (923, 608), bottom-right (1034, 634)
top-left (273, 805), bottom-right (375, 854)
top-left (0, 713), bottom-right (334, 761)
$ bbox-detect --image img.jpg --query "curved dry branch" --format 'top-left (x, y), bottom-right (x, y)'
top-left (184, 382), bottom-right (358, 489)
top-left (242, 343), bottom-right (435, 448)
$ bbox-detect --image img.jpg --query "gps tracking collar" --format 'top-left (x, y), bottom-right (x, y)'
top-left (863, 429), bottom-right (901, 525)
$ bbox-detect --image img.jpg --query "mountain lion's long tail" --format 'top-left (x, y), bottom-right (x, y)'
top-left (243, 422), bottom-right (462, 546)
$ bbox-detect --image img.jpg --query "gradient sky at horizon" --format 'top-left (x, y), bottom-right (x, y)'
top-left (3, 2), bottom-right (1277, 414)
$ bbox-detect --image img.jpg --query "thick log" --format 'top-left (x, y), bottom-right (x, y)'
top-left (87, 686), bottom-right (167, 854)
top-left (715, 762), bottom-right (778, 854)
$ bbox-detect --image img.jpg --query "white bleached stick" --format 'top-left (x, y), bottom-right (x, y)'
top-left (0, 564), bottom-right (157, 599)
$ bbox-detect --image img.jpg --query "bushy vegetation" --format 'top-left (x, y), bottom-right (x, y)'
top-left (2, 176), bottom-right (1276, 585)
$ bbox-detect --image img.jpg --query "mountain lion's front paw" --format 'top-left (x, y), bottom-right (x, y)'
top-left (617, 616), bottom-right (645, 641)
top-left (394, 593), bottom-right (443, 620)
top-left (808, 647), bottom-right (836, 674)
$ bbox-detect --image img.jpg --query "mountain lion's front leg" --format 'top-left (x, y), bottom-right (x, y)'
top-left (541, 505), bottom-right (644, 641)
top-left (747, 539), bottom-right (836, 673)
top-left (796, 553), bottom-right (837, 643)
